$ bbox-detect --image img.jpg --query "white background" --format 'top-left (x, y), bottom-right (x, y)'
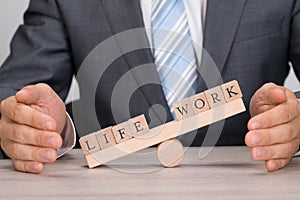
top-left (0, 0), bottom-right (299, 98)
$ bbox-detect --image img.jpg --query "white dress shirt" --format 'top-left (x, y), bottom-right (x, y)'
top-left (59, 0), bottom-right (208, 156)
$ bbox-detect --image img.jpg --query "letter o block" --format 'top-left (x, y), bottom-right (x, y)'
top-left (189, 92), bottom-right (210, 114)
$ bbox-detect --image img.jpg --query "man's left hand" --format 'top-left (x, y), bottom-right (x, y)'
top-left (245, 83), bottom-right (300, 172)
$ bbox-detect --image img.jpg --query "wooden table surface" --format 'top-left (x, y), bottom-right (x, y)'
top-left (0, 147), bottom-right (299, 200)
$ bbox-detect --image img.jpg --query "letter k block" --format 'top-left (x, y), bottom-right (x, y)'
top-left (221, 80), bottom-right (243, 102)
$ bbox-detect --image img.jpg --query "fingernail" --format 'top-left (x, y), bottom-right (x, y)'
top-left (255, 149), bottom-right (265, 158)
top-left (269, 161), bottom-right (278, 171)
top-left (43, 121), bottom-right (54, 130)
top-left (250, 134), bottom-right (260, 145)
top-left (41, 150), bottom-right (55, 161)
top-left (250, 122), bottom-right (261, 130)
top-left (31, 163), bottom-right (43, 172)
top-left (48, 137), bottom-right (58, 148)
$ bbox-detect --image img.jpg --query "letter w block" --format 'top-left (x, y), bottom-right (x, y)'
top-left (172, 98), bottom-right (195, 120)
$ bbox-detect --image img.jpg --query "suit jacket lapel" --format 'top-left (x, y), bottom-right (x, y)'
top-left (204, 0), bottom-right (247, 73)
top-left (99, 0), bottom-right (173, 123)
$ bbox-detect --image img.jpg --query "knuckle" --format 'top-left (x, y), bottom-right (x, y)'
top-left (284, 126), bottom-right (293, 141)
top-left (12, 159), bottom-right (22, 171)
top-left (281, 107), bottom-right (293, 122)
top-left (264, 130), bottom-right (271, 145)
top-left (11, 143), bottom-right (20, 158)
top-left (13, 160), bottom-right (25, 172)
top-left (30, 112), bottom-right (40, 128)
top-left (12, 127), bottom-right (22, 142)
top-left (286, 142), bottom-right (294, 156)
top-left (11, 107), bottom-right (21, 121)
top-left (35, 132), bottom-right (44, 146)
top-left (31, 149), bottom-right (39, 161)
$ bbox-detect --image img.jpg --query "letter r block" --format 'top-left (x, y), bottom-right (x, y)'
top-left (112, 121), bottom-right (133, 144)
top-left (128, 115), bottom-right (150, 138)
top-left (204, 86), bottom-right (226, 108)
top-left (79, 133), bottom-right (101, 155)
top-left (95, 126), bottom-right (117, 149)
top-left (221, 80), bottom-right (243, 102)
top-left (172, 98), bottom-right (195, 120)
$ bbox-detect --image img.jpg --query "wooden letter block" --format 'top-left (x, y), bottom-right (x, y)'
top-left (172, 98), bottom-right (195, 120)
top-left (204, 86), bottom-right (226, 108)
top-left (95, 126), bottom-right (117, 149)
top-left (79, 133), bottom-right (101, 155)
top-left (221, 80), bottom-right (243, 102)
top-left (112, 121), bottom-right (133, 144)
top-left (189, 92), bottom-right (210, 114)
top-left (128, 115), bottom-right (150, 137)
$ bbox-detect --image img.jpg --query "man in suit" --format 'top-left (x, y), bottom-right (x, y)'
top-left (0, 0), bottom-right (300, 173)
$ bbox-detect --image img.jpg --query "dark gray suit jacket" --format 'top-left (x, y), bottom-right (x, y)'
top-left (0, 0), bottom-right (300, 146)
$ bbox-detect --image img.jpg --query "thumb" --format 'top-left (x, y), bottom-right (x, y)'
top-left (250, 83), bottom-right (287, 116)
top-left (15, 83), bottom-right (55, 105)
top-left (263, 84), bottom-right (287, 105)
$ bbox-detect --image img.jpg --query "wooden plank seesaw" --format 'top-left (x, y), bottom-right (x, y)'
top-left (79, 80), bottom-right (246, 168)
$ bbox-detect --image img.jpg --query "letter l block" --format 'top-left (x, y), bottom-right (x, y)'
top-left (79, 133), bottom-right (101, 155)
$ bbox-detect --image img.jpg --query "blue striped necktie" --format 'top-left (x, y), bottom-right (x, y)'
top-left (152, 0), bottom-right (198, 118)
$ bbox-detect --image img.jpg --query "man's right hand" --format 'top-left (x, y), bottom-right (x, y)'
top-left (0, 83), bottom-right (66, 173)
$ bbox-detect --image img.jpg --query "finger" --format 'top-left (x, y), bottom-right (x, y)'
top-left (15, 83), bottom-right (53, 105)
top-left (12, 159), bottom-right (44, 174)
top-left (4, 123), bottom-right (62, 149)
top-left (265, 158), bottom-right (291, 172)
top-left (2, 139), bottom-right (57, 163)
top-left (248, 102), bottom-right (298, 130)
top-left (250, 139), bottom-right (299, 160)
top-left (1, 98), bottom-right (56, 131)
top-left (245, 122), bottom-right (298, 147)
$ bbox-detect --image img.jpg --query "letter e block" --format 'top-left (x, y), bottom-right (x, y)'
top-left (79, 133), bottom-right (101, 155)
top-left (112, 121), bottom-right (133, 144)
top-left (204, 86), bottom-right (226, 108)
top-left (128, 115), bottom-right (150, 137)
top-left (221, 80), bottom-right (243, 102)
top-left (172, 98), bottom-right (195, 120)
top-left (189, 92), bottom-right (210, 114)
top-left (96, 127), bottom-right (117, 149)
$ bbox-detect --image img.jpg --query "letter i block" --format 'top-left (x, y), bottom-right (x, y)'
top-left (128, 115), bottom-right (150, 137)
top-left (172, 98), bottom-right (195, 120)
top-left (204, 86), bottom-right (226, 108)
top-left (79, 133), bottom-right (101, 155)
top-left (221, 80), bottom-right (243, 102)
top-left (95, 127), bottom-right (117, 149)
top-left (189, 92), bottom-right (210, 114)
top-left (112, 121), bottom-right (133, 144)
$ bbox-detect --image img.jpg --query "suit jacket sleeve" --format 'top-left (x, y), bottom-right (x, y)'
top-left (0, 0), bottom-right (73, 102)
top-left (289, 1), bottom-right (300, 82)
